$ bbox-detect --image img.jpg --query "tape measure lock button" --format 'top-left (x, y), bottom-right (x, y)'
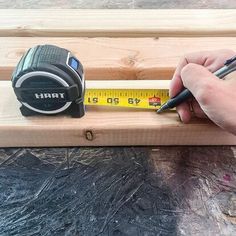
top-left (12, 45), bottom-right (85, 118)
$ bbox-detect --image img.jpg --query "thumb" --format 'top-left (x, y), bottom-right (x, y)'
top-left (180, 63), bottom-right (224, 106)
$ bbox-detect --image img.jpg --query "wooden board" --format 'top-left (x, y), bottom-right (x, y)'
top-left (0, 10), bottom-right (236, 37)
top-left (1, 37), bottom-right (236, 81)
top-left (1, 81), bottom-right (236, 147)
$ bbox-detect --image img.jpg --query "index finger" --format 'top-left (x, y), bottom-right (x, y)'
top-left (169, 51), bottom-right (209, 98)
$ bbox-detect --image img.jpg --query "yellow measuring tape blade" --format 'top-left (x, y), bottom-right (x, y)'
top-left (84, 89), bottom-right (169, 109)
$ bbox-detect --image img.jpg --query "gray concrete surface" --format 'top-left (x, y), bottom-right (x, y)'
top-left (0, 0), bottom-right (235, 9)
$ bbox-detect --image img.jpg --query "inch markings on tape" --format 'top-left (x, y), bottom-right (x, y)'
top-left (84, 89), bottom-right (169, 109)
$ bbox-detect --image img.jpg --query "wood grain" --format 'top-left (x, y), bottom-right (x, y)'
top-left (1, 37), bottom-right (236, 81)
top-left (0, 81), bottom-right (236, 147)
top-left (0, 10), bottom-right (236, 37)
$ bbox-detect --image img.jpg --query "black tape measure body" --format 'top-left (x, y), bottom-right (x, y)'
top-left (12, 45), bottom-right (85, 117)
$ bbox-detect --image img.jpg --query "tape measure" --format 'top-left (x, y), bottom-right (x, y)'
top-left (12, 45), bottom-right (169, 118)
top-left (84, 88), bottom-right (169, 109)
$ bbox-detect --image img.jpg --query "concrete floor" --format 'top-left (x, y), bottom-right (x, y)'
top-left (0, 0), bottom-right (235, 9)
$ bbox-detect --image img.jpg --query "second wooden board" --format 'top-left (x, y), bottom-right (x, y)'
top-left (0, 10), bottom-right (236, 37)
top-left (1, 37), bottom-right (236, 80)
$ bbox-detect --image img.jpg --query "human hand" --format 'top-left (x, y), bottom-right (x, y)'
top-left (170, 49), bottom-right (236, 135)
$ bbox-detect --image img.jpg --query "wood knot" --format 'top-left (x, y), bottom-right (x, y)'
top-left (122, 55), bottom-right (137, 67)
top-left (85, 130), bottom-right (94, 141)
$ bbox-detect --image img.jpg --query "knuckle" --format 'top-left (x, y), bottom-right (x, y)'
top-left (204, 56), bottom-right (214, 65)
top-left (179, 55), bottom-right (187, 62)
top-left (179, 54), bottom-right (191, 66)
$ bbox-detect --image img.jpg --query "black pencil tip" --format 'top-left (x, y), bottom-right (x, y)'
top-left (157, 103), bottom-right (169, 114)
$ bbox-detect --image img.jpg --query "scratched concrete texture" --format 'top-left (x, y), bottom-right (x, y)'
top-left (0, 1), bottom-right (236, 236)
top-left (0, 147), bottom-right (236, 235)
top-left (0, 0), bottom-right (236, 8)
